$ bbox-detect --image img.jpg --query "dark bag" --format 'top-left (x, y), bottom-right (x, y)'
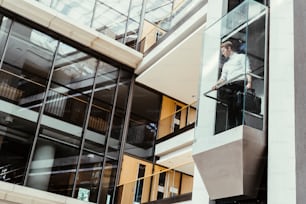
top-left (236, 89), bottom-right (261, 114)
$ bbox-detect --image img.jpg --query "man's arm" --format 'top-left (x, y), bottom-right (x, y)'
top-left (243, 54), bottom-right (252, 89)
top-left (246, 74), bottom-right (252, 89)
top-left (212, 78), bottom-right (225, 90)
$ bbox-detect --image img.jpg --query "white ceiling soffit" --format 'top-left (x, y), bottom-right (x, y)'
top-left (136, 24), bottom-right (205, 105)
top-left (155, 128), bottom-right (194, 175)
top-left (157, 146), bottom-right (194, 176)
top-left (136, 5), bottom-right (207, 105)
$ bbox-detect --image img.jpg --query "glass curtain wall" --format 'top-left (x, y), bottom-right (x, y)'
top-left (0, 18), bottom-right (56, 185)
top-left (125, 84), bottom-right (161, 161)
top-left (32, 0), bottom-right (204, 52)
top-left (0, 12), bottom-right (134, 204)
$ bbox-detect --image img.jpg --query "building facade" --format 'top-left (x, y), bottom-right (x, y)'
top-left (0, 0), bottom-right (305, 204)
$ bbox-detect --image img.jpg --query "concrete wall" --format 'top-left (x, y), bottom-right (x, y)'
top-left (268, 0), bottom-right (296, 203)
top-left (293, 0), bottom-right (306, 203)
top-left (192, 0), bottom-right (228, 203)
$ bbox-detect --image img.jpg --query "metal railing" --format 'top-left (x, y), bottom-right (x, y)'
top-left (203, 72), bottom-right (264, 132)
top-left (157, 101), bottom-right (197, 139)
top-left (115, 162), bottom-right (193, 204)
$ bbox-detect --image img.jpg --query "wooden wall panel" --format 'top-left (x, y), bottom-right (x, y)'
top-left (118, 155), bottom-right (153, 204)
top-left (180, 174), bottom-right (193, 194)
top-left (158, 96), bottom-right (176, 138)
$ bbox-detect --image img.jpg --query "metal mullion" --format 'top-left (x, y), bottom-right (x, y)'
top-left (148, 94), bottom-right (162, 201)
top-left (186, 105), bottom-right (190, 126)
top-left (23, 41), bottom-right (61, 185)
top-left (263, 6), bottom-right (269, 136)
top-left (111, 74), bottom-right (135, 204)
top-left (39, 134), bottom-right (79, 149)
top-left (0, 20), bottom-right (14, 70)
top-left (71, 60), bottom-right (100, 197)
top-left (136, 0), bottom-right (148, 51)
top-left (96, 69), bottom-right (121, 204)
top-left (90, 0), bottom-right (98, 28)
top-left (123, 0), bottom-right (133, 44)
top-left (97, 0), bottom-right (138, 24)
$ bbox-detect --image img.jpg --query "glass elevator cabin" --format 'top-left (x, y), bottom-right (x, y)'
top-left (193, 0), bottom-right (268, 202)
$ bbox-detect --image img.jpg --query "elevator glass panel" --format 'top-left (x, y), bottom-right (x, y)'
top-left (201, 0), bottom-right (267, 134)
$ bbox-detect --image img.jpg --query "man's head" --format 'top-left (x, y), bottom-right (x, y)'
top-left (221, 41), bottom-right (233, 58)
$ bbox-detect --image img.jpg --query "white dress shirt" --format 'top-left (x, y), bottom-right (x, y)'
top-left (220, 52), bottom-right (251, 82)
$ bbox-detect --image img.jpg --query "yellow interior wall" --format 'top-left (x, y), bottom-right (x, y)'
top-left (118, 155), bottom-right (153, 204)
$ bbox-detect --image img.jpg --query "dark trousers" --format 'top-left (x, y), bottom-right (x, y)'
top-left (218, 80), bottom-right (245, 129)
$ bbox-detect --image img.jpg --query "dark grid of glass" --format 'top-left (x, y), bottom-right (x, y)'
top-left (0, 13), bottom-right (137, 204)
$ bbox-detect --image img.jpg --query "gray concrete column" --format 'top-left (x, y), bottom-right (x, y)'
top-left (27, 142), bottom-right (55, 191)
top-left (294, 0), bottom-right (306, 203)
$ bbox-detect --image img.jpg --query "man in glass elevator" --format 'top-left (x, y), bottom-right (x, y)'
top-left (212, 40), bottom-right (252, 129)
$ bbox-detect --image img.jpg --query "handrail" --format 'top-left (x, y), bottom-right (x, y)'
top-left (203, 71), bottom-right (264, 127)
top-left (203, 72), bottom-right (263, 97)
top-left (159, 100), bottom-right (197, 121)
top-left (0, 167), bottom-right (25, 177)
top-left (117, 161), bottom-right (193, 187)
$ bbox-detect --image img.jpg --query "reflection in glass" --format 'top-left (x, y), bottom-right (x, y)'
top-left (0, 9), bottom-right (139, 203)
top-left (126, 85), bottom-right (161, 161)
top-left (145, 0), bottom-right (173, 31)
top-left (0, 16), bottom-right (12, 59)
top-left (0, 112), bottom-right (36, 185)
top-left (123, 0), bottom-right (142, 48)
top-left (44, 42), bottom-right (96, 127)
top-left (1, 21), bottom-right (57, 112)
top-left (99, 158), bottom-right (117, 204)
top-left (84, 62), bottom-right (119, 154)
top-left (74, 151), bottom-right (103, 202)
top-left (108, 70), bottom-right (132, 158)
top-left (27, 136), bottom-right (79, 197)
top-left (36, 0), bottom-right (52, 7)
top-left (93, 1), bottom-right (130, 40)
top-left (49, 0), bottom-right (95, 27)
top-left (98, 70), bottom-right (132, 203)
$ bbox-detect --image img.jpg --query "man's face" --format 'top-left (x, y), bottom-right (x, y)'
top-left (221, 47), bottom-right (231, 58)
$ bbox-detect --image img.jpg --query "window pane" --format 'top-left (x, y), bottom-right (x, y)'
top-left (27, 136), bottom-right (79, 197)
top-left (73, 151), bottom-right (103, 202)
top-left (93, 1), bottom-right (130, 39)
top-left (43, 43), bottom-right (96, 134)
top-left (126, 85), bottom-right (161, 161)
top-left (50, 0), bottom-right (95, 27)
top-left (108, 70), bottom-right (132, 159)
top-left (0, 16), bottom-right (12, 59)
top-left (0, 112), bottom-right (36, 185)
top-left (1, 21), bottom-right (57, 113)
top-left (99, 158), bottom-right (117, 204)
top-left (84, 62), bottom-right (119, 154)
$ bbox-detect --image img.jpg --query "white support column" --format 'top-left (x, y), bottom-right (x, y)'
top-left (268, 0), bottom-right (296, 203)
top-left (192, 166), bottom-right (211, 204)
top-left (193, 0), bottom-right (228, 157)
top-left (192, 0), bottom-right (227, 203)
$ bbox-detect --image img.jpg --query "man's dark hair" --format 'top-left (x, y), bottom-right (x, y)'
top-left (221, 41), bottom-right (233, 49)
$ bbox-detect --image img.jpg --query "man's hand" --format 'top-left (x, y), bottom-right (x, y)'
top-left (212, 79), bottom-right (224, 90)
top-left (246, 81), bottom-right (252, 89)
